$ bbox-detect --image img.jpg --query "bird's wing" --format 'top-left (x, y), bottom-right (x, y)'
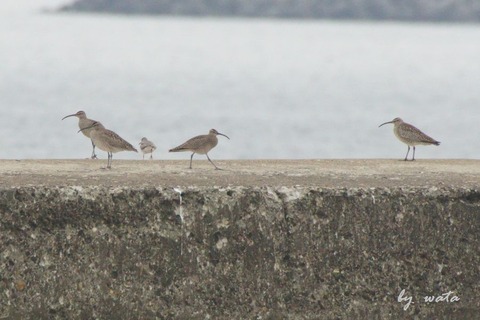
top-left (170, 134), bottom-right (208, 152)
top-left (403, 123), bottom-right (439, 144)
top-left (104, 129), bottom-right (137, 152)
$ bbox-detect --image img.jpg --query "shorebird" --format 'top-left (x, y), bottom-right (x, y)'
top-left (169, 129), bottom-right (230, 169)
top-left (62, 110), bottom-right (103, 159)
top-left (79, 121), bottom-right (137, 169)
top-left (379, 117), bottom-right (440, 161)
top-left (139, 137), bottom-right (157, 160)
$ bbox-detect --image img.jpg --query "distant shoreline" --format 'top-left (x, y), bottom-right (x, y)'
top-left (58, 0), bottom-right (480, 23)
top-left (52, 12), bottom-right (480, 26)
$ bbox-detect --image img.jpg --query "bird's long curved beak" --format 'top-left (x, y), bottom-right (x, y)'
top-left (378, 121), bottom-right (393, 128)
top-left (218, 133), bottom-right (230, 140)
top-left (62, 114), bottom-right (76, 120)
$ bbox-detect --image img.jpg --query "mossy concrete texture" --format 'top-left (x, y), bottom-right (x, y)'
top-left (0, 160), bottom-right (479, 319)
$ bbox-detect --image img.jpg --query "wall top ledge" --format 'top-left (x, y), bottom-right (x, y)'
top-left (0, 159), bottom-right (478, 189)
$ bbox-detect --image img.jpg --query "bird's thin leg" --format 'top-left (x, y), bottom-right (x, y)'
top-left (143, 153), bottom-right (145, 160)
top-left (206, 153), bottom-right (220, 170)
top-left (412, 146), bottom-right (416, 161)
top-left (404, 146), bottom-right (410, 161)
top-left (189, 153), bottom-right (195, 169)
top-left (150, 153), bottom-right (153, 160)
top-left (91, 140), bottom-right (97, 159)
top-left (107, 152), bottom-right (112, 169)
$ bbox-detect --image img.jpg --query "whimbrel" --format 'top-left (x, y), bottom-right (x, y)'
top-left (169, 129), bottom-right (230, 169)
top-left (379, 117), bottom-right (440, 161)
top-left (62, 111), bottom-right (103, 159)
top-left (79, 121), bottom-right (137, 169)
top-left (139, 137), bottom-right (157, 160)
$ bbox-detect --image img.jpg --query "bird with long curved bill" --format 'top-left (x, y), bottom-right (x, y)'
top-left (169, 129), bottom-right (230, 170)
top-left (79, 121), bottom-right (137, 169)
top-left (379, 117), bottom-right (440, 161)
top-left (62, 110), bottom-right (103, 159)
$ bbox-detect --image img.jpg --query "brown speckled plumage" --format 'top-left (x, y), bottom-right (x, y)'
top-left (62, 111), bottom-right (104, 159)
top-left (169, 129), bottom-right (230, 169)
top-left (79, 122), bottom-right (137, 169)
top-left (379, 117), bottom-right (440, 161)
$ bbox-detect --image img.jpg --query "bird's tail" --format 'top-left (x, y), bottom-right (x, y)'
top-left (127, 144), bottom-right (138, 152)
top-left (421, 137), bottom-right (440, 146)
top-left (169, 146), bottom-right (186, 152)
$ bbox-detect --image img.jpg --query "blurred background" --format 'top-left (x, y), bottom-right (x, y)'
top-left (0, 0), bottom-right (479, 160)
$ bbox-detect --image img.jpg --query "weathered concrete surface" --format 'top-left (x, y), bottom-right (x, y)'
top-left (0, 160), bottom-right (479, 319)
top-left (1, 159), bottom-right (480, 188)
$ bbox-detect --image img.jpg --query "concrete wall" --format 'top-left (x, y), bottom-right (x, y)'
top-left (1, 185), bottom-right (479, 319)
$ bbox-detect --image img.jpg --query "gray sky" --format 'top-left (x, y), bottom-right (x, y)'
top-left (0, 0), bottom-right (67, 14)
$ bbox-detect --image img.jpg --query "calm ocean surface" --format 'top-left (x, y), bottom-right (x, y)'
top-left (1, 1), bottom-right (479, 160)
